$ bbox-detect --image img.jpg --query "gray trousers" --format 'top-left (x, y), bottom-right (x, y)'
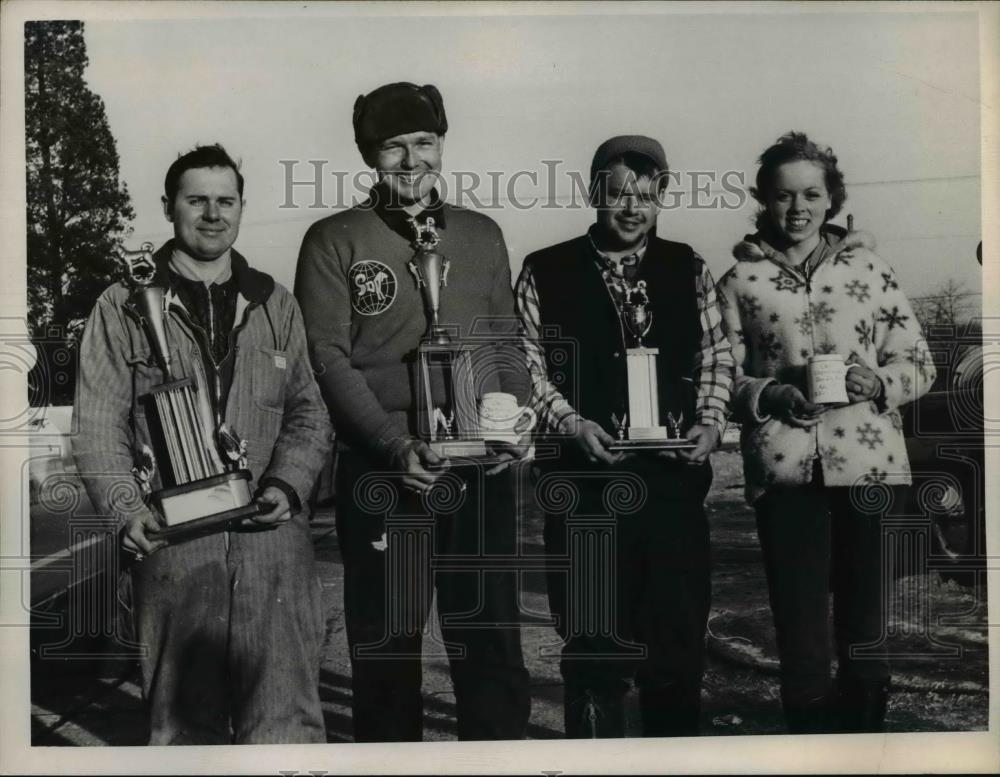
top-left (128, 511), bottom-right (326, 744)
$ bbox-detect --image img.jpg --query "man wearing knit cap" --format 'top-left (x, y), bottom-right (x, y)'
top-left (295, 82), bottom-right (531, 741)
top-left (515, 135), bottom-right (734, 737)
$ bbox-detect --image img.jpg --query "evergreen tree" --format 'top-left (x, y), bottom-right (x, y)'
top-left (25, 20), bottom-right (134, 404)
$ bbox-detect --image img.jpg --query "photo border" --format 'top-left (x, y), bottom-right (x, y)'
top-left (1, 1), bottom-right (997, 773)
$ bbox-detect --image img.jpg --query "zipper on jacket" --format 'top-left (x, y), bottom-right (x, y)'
top-left (175, 306), bottom-right (224, 426)
top-left (207, 289), bottom-right (216, 358)
top-left (762, 252), bottom-right (821, 354)
top-left (763, 252), bottom-right (822, 454)
top-left (803, 279), bottom-right (820, 450)
top-left (205, 289), bottom-right (222, 428)
top-left (167, 297), bottom-right (258, 427)
top-left (226, 303), bottom-right (258, 380)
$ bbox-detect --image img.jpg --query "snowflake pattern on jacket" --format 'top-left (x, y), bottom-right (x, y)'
top-left (716, 228), bottom-right (936, 504)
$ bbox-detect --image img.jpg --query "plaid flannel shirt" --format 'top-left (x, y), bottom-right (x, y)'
top-left (515, 234), bottom-right (733, 436)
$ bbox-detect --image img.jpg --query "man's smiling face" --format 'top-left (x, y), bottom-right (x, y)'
top-left (594, 161), bottom-right (661, 251)
top-left (163, 166), bottom-right (244, 261)
top-left (371, 130), bottom-right (443, 208)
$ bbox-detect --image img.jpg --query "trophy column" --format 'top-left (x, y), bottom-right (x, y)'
top-left (624, 347), bottom-right (664, 439)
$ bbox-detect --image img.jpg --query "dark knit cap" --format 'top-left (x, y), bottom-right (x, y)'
top-left (590, 135), bottom-right (668, 187)
top-left (353, 82), bottom-right (448, 151)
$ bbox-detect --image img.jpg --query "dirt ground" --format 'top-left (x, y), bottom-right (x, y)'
top-left (30, 450), bottom-right (989, 744)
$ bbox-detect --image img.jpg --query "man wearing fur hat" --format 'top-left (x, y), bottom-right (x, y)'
top-left (295, 82), bottom-right (531, 741)
top-left (515, 136), bottom-right (734, 737)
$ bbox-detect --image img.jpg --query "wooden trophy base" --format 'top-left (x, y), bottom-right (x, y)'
top-left (430, 439), bottom-right (488, 458)
top-left (607, 437), bottom-right (697, 452)
top-left (607, 427), bottom-right (695, 452)
top-left (152, 470), bottom-right (262, 542)
top-left (428, 438), bottom-right (511, 467)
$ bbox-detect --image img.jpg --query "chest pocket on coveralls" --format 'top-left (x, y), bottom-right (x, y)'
top-left (252, 346), bottom-right (289, 414)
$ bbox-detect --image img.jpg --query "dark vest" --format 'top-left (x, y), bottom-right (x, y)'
top-left (527, 235), bottom-right (701, 455)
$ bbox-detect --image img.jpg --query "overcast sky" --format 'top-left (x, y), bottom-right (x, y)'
top-left (83, 5), bottom-right (983, 308)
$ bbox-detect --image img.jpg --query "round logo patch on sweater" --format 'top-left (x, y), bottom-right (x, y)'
top-left (351, 260), bottom-right (397, 316)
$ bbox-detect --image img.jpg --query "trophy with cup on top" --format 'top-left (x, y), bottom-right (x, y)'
top-left (120, 242), bottom-right (261, 541)
top-left (407, 218), bottom-right (535, 461)
top-left (608, 279), bottom-right (695, 451)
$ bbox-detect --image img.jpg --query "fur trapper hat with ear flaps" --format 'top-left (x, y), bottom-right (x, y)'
top-left (353, 82), bottom-right (448, 153)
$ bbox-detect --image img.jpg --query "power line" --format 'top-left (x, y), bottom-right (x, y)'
top-left (878, 234), bottom-right (981, 243)
top-left (846, 174), bottom-right (980, 187)
top-left (911, 292), bottom-right (982, 300)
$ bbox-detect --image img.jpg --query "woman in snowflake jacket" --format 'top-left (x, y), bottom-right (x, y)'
top-left (716, 132), bottom-right (935, 734)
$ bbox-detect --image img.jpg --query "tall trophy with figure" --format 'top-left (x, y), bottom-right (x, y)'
top-left (609, 279), bottom-right (694, 451)
top-left (120, 243), bottom-right (260, 540)
top-left (407, 218), bottom-right (490, 459)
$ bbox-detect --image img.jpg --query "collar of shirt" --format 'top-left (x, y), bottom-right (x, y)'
top-left (169, 248), bottom-right (233, 287)
top-left (149, 239), bottom-right (273, 306)
top-left (165, 248), bottom-right (239, 331)
top-left (167, 263), bottom-right (238, 298)
top-left (586, 225), bottom-right (647, 282)
top-left (369, 184), bottom-right (447, 243)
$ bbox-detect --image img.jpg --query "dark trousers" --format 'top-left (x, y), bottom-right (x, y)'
top-left (542, 459), bottom-right (712, 736)
top-left (335, 450), bottom-right (530, 742)
top-left (754, 481), bottom-right (895, 709)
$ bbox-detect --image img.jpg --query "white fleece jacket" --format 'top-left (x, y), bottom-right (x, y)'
top-left (716, 229), bottom-right (936, 504)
